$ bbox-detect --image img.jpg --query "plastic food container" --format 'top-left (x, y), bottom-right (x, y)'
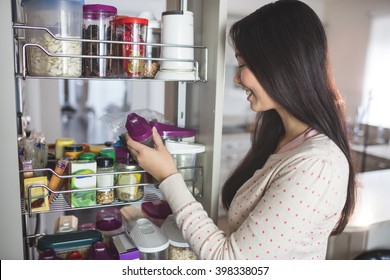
top-left (82, 4), bottom-right (117, 77)
top-left (108, 16), bottom-right (148, 78)
top-left (21, 0), bottom-right (84, 77)
top-left (129, 218), bottom-right (169, 260)
top-left (112, 233), bottom-right (140, 260)
top-left (161, 214), bottom-right (197, 260)
top-left (37, 230), bottom-right (103, 260)
top-left (95, 208), bottom-right (124, 243)
top-left (138, 11), bottom-right (161, 78)
top-left (165, 140), bottom-right (205, 196)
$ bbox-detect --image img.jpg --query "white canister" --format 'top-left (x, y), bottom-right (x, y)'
top-left (160, 10), bottom-right (194, 71)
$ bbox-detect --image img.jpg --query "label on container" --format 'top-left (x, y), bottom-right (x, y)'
top-left (69, 160), bottom-right (97, 207)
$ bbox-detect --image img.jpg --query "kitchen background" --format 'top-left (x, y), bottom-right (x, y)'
top-left (1, 0), bottom-right (389, 259)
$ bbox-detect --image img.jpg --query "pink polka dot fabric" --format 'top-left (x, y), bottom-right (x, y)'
top-left (159, 133), bottom-right (349, 260)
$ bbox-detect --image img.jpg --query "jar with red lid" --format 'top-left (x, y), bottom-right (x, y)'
top-left (109, 16), bottom-right (148, 78)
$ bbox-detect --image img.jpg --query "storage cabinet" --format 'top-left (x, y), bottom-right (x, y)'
top-left (0, 0), bottom-right (227, 259)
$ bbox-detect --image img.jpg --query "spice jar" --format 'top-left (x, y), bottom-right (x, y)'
top-left (64, 144), bottom-right (84, 160)
top-left (109, 16), bottom-right (148, 78)
top-left (116, 161), bottom-right (144, 202)
top-left (82, 4), bottom-right (117, 77)
top-left (96, 156), bottom-right (115, 204)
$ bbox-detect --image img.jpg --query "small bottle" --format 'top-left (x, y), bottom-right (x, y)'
top-left (125, 113), bottom-right (154, 147)
top-left (55, 137), bottom-right (75, 160)
top-left (96, 156), bottom-right (115, 204)
top-left (64, 144), bottom-right (84, 160)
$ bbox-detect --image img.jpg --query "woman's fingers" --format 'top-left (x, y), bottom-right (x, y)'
top-left (151, 126), bottom-right (164, 149)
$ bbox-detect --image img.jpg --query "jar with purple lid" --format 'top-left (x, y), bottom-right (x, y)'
top-left (82, 4), bottom-right (117, 77)
top-left (125, 113), bottom-right (154, 147)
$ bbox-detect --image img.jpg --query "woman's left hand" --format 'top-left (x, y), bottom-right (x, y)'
top-left (125, 127), bottom-right (178, 182)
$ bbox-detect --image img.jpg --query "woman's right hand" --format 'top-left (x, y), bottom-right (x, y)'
top-left (125, 126), bottom-right (178, 182)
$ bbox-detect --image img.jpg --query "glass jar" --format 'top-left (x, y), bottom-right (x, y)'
top-left (21, 0), bottom-right (84, 77)
top-left (116, 161), bottom-right (144, 202)
top-left (108, 16), bottom-right (148, 78)
top-left (64, 144), bottom-right (84, 160)
top-left (96, 156), bottom-right (115, 204)
top-left (82, 4), bottom-right (117, 77)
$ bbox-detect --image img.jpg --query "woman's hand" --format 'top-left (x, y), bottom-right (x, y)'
top-left (125, 127), bottom-right (178, 182)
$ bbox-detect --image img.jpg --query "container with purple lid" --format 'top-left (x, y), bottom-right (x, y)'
top-left (82, 3), bottom-right (117, 77)
top-left (95, 208), bottom-right (124, 243)
top-left (125, 113), bottom-right (154, 147)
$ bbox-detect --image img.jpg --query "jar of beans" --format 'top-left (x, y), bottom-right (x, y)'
top-left (82, 4), bottom-right (117, 77)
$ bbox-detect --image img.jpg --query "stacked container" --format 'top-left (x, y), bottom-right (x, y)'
top-left (109, 16), bottom-right (148, 78)
top-left (161, 214), bottom-right (197, 260)
top-left (21, 0), bottom-right (84, 77)
top-left (129, 218), bottom-right (169, 260)
top-left (82, 4), bottom-right (117, 77)
top-left (165, 140), bottom-right (205, 196)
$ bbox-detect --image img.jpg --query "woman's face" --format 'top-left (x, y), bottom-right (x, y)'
top-left (233, 54), bottom-right (280, 112)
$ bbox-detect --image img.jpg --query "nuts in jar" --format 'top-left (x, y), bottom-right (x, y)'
top-left (96, 156), bottom-right (115, 205)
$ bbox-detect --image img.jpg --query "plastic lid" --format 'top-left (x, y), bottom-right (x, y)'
top-left (165, 140), bottom-right (205, 154)
top-left (83, 4), bottom-right (117, 14)
top-left (55, 137), bottom-right (74, 146)
top-left (64, 144), bottom-right (83, 152)
top-left (21, 0), bottom-right (84, 6)
top-left (138, 11), bottom-right (160, 29)
top-left (129, 218), bottom-right (169, 253)
top-left (79, 152), bottom-right (96, 160)
top-left (150, 121), bottom-right (196, 138)
top-left (126, 113), bottom-right (152, 142)
top-left (161, 214), bottom-right (189, 248)
top-left (37, 230), bottom-right (102, 252)
top-left (99, 148), bottom-right (116, 161)
top-left (96, 208), bottom-right (122, 231)
top-left (96, 156), bottom-right (114, 168)
top-left (141, 200), bottom-right (172, 219)
top-left (111, 16), bottom-right (148, 26)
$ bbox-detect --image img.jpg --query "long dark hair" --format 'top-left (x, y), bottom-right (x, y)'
top-left (221, 0), bottom-right (356, 235)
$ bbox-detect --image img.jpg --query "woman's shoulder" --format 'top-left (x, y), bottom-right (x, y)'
top-left (272, 133), bottom-right (348, 167)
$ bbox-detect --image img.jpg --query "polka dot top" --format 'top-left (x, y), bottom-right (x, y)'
top-left (159, 133), bottom-right (349, 260)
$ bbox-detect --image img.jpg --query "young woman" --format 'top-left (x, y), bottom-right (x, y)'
top-left (126, 0), bottom-right (356, 260)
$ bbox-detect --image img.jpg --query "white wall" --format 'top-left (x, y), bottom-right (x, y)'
top-left (223, 0), bottom-right (390, 125)
top-left (324, 0), bottom-right (390, 122)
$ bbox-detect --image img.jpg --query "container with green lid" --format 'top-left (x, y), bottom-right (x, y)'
top-left (37, 230), bottom-right (102, 260)
top-left (79, 152), bottom-right (96, 160)
top-left (99, 147), bottom-right (116, 161)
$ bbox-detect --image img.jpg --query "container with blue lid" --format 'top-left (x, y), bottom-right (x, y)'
top-left (21, 0), bottom-right (84, 77)
top-left (37, 229), bottom-right (102, 259)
